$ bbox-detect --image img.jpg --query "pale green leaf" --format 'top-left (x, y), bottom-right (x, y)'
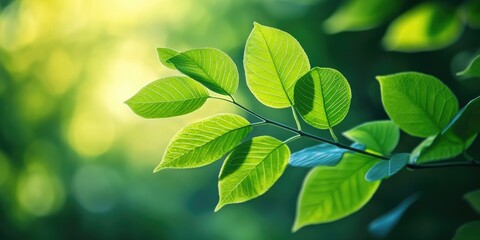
top-left (294, 67), bottom-right (351, 129)
top-left (216, 136), bottom-right (290, 211)
top-left (365, 153), bottom-right (409, 182)
top-left (382, 3), bottom-right (463, 52)
top-left (125, 76), bottom-right (209, 118)
top-left (452, 221), bottom-right (480, 240)
top-left (377, 72), bottom-right (459, 137)
top-left (244, 22), bottom-right (310, 108)
top-left (464, 189), bottom-right (480, 214)
top-left (323, 0), bottom-right (402, 33)
top-left (155, 114), bottom-right (252, 171)
top-left (457, 55), bottom-right (480, 79)
top-left (343, 120), bottom-right (399, 155)
top-left (156, 48), bottom-right (178, 69)
top-left (293, 154), bottom-right (380, 231)
top-left (169, 48), bottom-right (239, 95)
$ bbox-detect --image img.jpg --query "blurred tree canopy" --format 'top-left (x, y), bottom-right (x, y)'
top-left (0, 0), bottom-right (479, 239)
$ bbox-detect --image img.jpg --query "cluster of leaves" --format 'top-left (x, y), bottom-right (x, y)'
top-left (324, 0), bottom-right (480, 52)
top-left (126, 23), bottom-right (480, 234)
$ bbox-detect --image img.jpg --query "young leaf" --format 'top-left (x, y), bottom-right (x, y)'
top-left (464, 189), bottom-right (480, 214)
top-left (216, 136), bottom-right (290, 211)
top-left (289, 142), bottom-right (365, 167)
top-left (369, 194), bottom-right (419, 238)
top-left (452, 221), bottom-right (480, 240)
top-left (155, 114), bottom-right (252, 172)
top-left (343, 120), bottom-right (399, 156)
top-left (323, 0), bottom-right (402, 34)
top-left (382, 3), bottom-right (463, 52)
top-left (365, 153), bottom-right (409, 182)
top-left (156, 48), bottom-right (178, 69)
top-left (294, 67), bottom-right (351, 129)
top-left (244, 22), bottom-right (310, 108)
top-left (457, 55), bottom-right (480, 79)
top-left (293, 154), bottom-right (380, 231)
top-left (169, 48), bottom-right (239, 95)
top-left (377, 72), bottom-right (459, 137)
top-left (125, 76), bottom-right (209, 118)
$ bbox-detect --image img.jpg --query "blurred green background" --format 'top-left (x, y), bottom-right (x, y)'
top-left (0, 0), bottom-right (479, 239)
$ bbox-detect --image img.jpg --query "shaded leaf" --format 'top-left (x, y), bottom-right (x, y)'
top-left (377, 72), bottom-right (458, 137)
top-left (244, 22), bottom-right (310, 108)
top-left (443, 96), bottom-right (480, 141)
top-left (169, 48), bottom-right (239, 95)
top-left (216, 136), bottom-right (290, 211)
top-left (382, 3), bottom-right (463, 52)
top-left (464, 189), bottom-right (480, 214)
top-left (369, 193), bottom-right (420, 238)
top-left (294, 67), bottom-right (351, 129)
top-left (457, 55), bottom-right (480, 79)
top-left (452, 221), bottom-right (480, 240)
top-left (155, 114), bottom-right (252, 171)
top-left (293, 154), bottom-right (380, 231)
top-left (323, 0), bottom-right (402, 33)
top-left (343, 120), bottom-right (399, 155)
top-left (156, 48), bottom-right (178, 69)
top-left (461, 0), bottom-right (480, 29)
top-left (365, 153), bottom-right (409, 182)
top-left (125, 76), bottom-right (209, 118)
top-left (289, 142), bottom-right (365, 167)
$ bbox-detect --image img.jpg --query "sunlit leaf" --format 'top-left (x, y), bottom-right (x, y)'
top-left (169, 48), bottom-right (239, 95)
top-left (382, 3), bottom-right (463, 52)
top-left (323, 0), bottom-right (401, 33)
top-left (377, 72), bottom-right (458, 137)
top-left (294, 67), bottom-right (351, 129)
top-left (365, 153), bottom-right (409, 182)
top-left (452, 221), bottom-right (480, 240)
top-left (293, 154), bottom-right (380, 231)
top-left (414, 97), bottom-right (479, 164)
top-left (289, 142), bottom-right (364, 167)
top-left (156, 48), bottom-right (178, 69)
top-left (154, 114), bottom-right (252, 172)
top-left (464, 189), bottom-right (480, 214)
top-left (244, 22), bottom-right (310, 108)
top-left (369, 194), bottom-right (419, 238)
top-left (216, 136), bottom-right (290, 211)
top-left (457, 55), bottom-right (480, 79)
top-left (343, 120), bottom-right (399, 155)
top-left (125, 76), bottom-right (209, 118)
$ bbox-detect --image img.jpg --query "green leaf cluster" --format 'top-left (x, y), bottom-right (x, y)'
top-left (126, 23), bottom-right (480, 234)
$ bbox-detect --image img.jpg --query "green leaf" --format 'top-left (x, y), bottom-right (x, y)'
top-left (155, 114), bottom-right (252, 172)
top-left (156, 48), bottom-right (178, 69)
top-left (382, 3), bottom-right (463, 52)
top-left (377, 72), bottom-right (459, 137)
top-left (294, 67), bottom-right (351, 129)
top-left (125, 76), bottom-right (209, 118)
top-left (414, 97), bottom-right (479, 164)
top-left (413, 134), bottom-right (476, 164)
top-left (323, 0), bottom-right (402, 34)
top-left (464, 189), bottom-right (480, 214)
top-left (293, 153), bottom-right (380, 231)
top-left (244, 22), bottom-right (310, 108)
top-left (365, 153), bottom-right (409, 182)
top-left (169, 48), bottom-right (239, 95)
top-left (457, 55), bottom-right (480, 79)
top-left (216, 136), bottom-right (290, 211)
top-left (289, 143), bottom-right (365, 167)
top-left (452, 221), bottom-right (480, 240)
top-left (461, 0), bottom-right (480, 29)
top-left (343, 120), bottom-right (399, 156)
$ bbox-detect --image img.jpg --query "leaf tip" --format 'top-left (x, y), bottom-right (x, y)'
top-left (153, 164), bottom-right (164, 173)
top-left (214, 203), bottom-right (224, 212)
top-left (291, 221), bottom-right (303, 233)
